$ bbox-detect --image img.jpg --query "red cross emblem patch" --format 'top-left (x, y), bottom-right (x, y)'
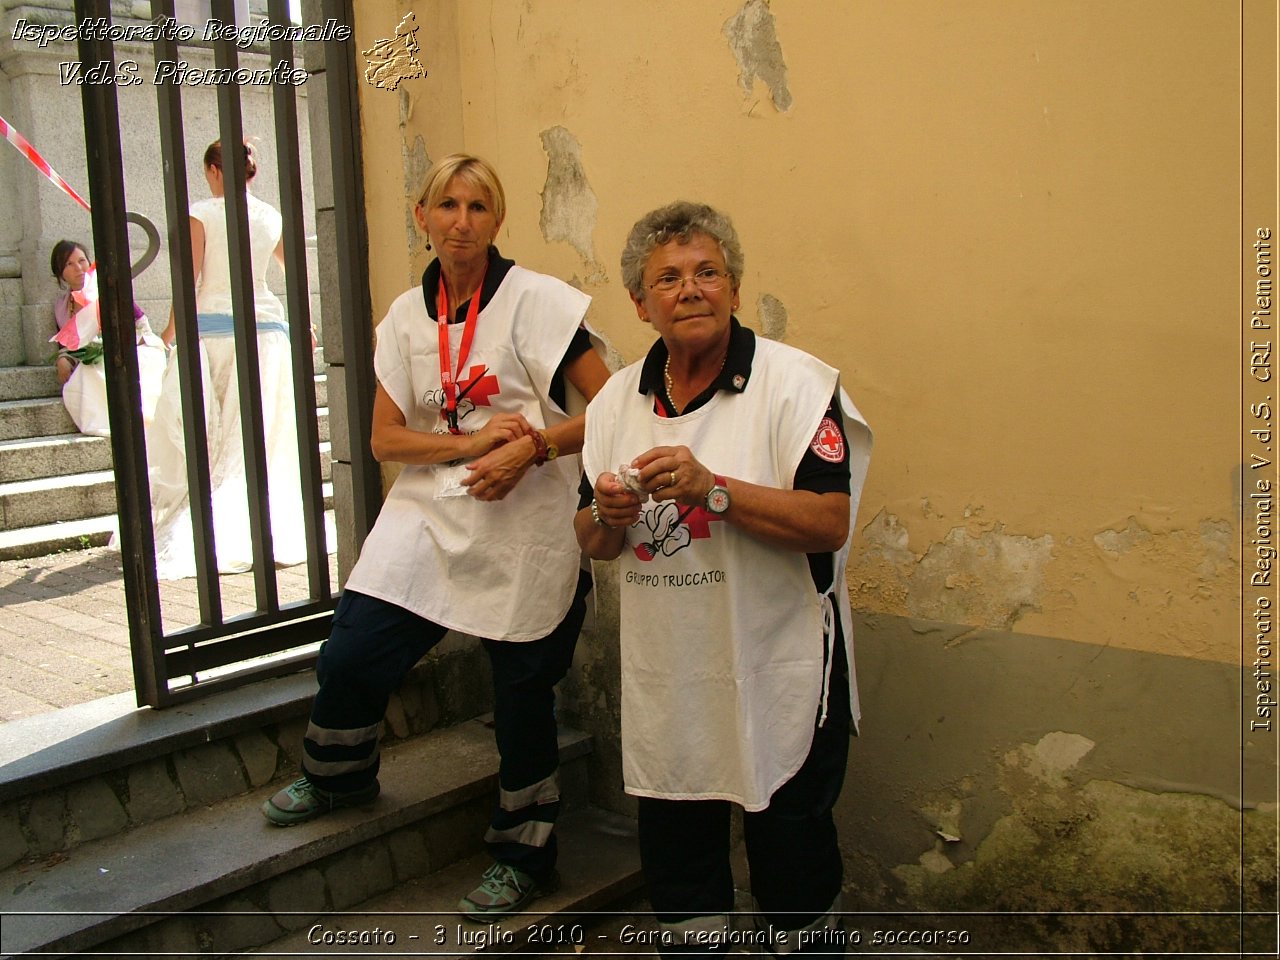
top-left (811, 416), bottom-right (845, 463)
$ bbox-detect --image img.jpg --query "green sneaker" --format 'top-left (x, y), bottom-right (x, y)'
top-left (261, 775), bottom-right (379, 826)
top-left (458, 862), bottom-right (557, 919)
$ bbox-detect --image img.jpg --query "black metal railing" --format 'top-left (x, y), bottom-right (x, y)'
top-left (74, 0), bottom-right (377, 707)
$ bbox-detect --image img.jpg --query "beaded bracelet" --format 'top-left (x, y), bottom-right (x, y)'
top-left (590, 499), bottom-right (612, 528)
top-left (530, 430), bottom-right (550, 466)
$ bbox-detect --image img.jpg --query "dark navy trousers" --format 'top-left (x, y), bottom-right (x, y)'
top-left (302, 568), bottom-right (591, 880)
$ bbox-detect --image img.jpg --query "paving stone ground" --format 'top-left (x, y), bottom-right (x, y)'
top-left (0, 545), bottom-right (337, 723)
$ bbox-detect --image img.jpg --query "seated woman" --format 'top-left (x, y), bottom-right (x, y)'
top-left (50, 239), bottom-right (164, 436)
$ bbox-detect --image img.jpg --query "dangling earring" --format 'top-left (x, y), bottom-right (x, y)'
top-left (425, 238), bottom-right (432, 251)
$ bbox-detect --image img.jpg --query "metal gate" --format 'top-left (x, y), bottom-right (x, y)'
top-left (75, 0), bottom-right (381, 707)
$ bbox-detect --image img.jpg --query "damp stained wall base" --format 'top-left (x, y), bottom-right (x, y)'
top-left (837, 612), bottom-right (1276, 954)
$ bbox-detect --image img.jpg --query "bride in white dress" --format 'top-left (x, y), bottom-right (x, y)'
top-left (147, 140), bottom-right (309, 580)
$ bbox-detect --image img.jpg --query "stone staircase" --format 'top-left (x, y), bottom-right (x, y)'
top-left (0, 357), bottom-right (334, 562)
top-left (0, 643), bottom-right (643, 957)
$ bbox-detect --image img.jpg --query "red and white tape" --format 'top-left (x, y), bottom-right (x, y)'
top-left (0, 113), bottom-right (91, 212)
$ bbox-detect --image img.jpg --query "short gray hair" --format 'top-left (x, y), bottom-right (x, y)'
top-left (620, 201), bottom-right (744, 298)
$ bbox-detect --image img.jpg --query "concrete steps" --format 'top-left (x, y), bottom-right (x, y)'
top-left (0, 719), bottom-right (627, 957)
top-left (0, 366), bottom-right (331, 561)
top-left (251, 808), bottom-right (642, 957)
top-left (0, 396), bottom-right (74, 443)
top-left (0, 658), bottom-right (641, 958)
top-left (0, 365), bottom-right (59, 402)
top-left (0, 476), bottom-right (335, 561)
top-left (0, 432), bottom-right (114, 483)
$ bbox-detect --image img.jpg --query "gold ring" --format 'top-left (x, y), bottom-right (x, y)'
top-left (670, 471), bottom-right (678, 487)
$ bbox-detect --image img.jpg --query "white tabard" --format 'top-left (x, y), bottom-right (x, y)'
top-left (344, 265), bottom-right (591, 641)
top-left (583, 336), bottom-right (871, 811)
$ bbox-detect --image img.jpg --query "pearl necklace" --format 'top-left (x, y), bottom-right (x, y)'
top-left (664, 351), bottom-right (727, 411)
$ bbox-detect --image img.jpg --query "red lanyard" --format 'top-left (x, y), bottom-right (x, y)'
top-left (436, 267), bottom-right (485, 434)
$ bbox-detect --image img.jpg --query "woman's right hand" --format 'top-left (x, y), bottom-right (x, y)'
top-left (592, 471), bottom-right (643, 529)
top-left (466, 412), bottom-right (534, 459)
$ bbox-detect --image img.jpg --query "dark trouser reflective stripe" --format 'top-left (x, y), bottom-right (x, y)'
top-left (302, 719), bottom-right (382, 778)
top-left (303, 591), bottom-right (449, 794)
top-left (498, 771), bottom-right (560, 810)
top-left (481, 568), bottom-right (591, 881)
top-left (758, 894), bottom-right (846, 955)
top-left (654, 914), bottom-right (734, 957)
top-left (484, 818), bottom-right (555, 848)
top-left (487, 772), bottom-right (560, 850)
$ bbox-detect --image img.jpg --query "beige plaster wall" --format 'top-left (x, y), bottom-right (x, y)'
top-left (348, 6), bottom-right (1273, 940)
top-left (354, 0), bottom-right (1242, 664)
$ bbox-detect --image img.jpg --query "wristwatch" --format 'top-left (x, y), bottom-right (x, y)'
top-left (705, 475), bottom-right (731, 514)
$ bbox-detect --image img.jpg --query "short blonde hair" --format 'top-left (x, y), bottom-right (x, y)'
top-left (414, 153), bottom-right (506, 228)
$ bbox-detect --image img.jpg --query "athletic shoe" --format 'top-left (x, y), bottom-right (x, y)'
top-left (261, 775), bottom-right (379, 826)
top-left (457, 862), bottom-right (557, 919)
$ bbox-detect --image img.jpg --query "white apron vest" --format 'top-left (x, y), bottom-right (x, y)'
top-left (345, 266), bottom-right (591, 641)
top-left (584, 337), bottom-right (869, 810)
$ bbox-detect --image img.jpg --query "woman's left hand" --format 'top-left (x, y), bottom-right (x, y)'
top-left (631, 446), bottom-right (714, 508)
top-left (462, 435), bottom-right (535, 501)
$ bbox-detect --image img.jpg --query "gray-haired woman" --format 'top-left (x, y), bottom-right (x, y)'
top-left (576, 201), bottom-right (872, 953)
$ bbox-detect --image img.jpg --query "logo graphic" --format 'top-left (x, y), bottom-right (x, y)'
top-left (810, 416), bottom-right (845, 463)
top-left (633, 501), bottom-right (724, 562)
top-left (362, 12), bottom-right (427, 91)
top-left (422, 364), bottom-right (501, 427)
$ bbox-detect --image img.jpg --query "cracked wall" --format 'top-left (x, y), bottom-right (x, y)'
top-left (351, 4), bottom-right (1263, 945)
top-left (850, 505), bottom-right (1238, 661)
top-left (356, 1), bottom-right (1244, 665)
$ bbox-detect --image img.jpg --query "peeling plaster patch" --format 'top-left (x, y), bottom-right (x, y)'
top-left (1094, 519), bottom-right (1152, 556)
top-left (851, 511), bottom-right (1055, 629)
top-left (919, 797), bottom-right (965, 840)
top-left (1197, 519), bottom-right (1232, 579)
top-left (1087, 517), bottom-right (1237, 632)
top-left (722, 0), bottom-right (793, 112)
top-left (756, 293), bottom-right (788, 341)
top-left (1018, 731), bottom-right (1096, 784)
top-left (403, 134), bottom-right (430, 263)
top-left (539, 126), bottom-right (605, 281)
top-left (861, 508), bottom-right (913, 562)
top-left (917, 849), bottom-right (955, 874)
top-left (911, 524), bottom-right (1054, 629)
top-left (894, 778), bottom-right (1271, 953)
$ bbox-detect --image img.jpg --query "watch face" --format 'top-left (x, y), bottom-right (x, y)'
top-left (706, 485), bottom-right (730, 514)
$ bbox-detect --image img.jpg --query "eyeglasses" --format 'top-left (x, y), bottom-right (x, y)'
top-left (645, 267), bottom-right (730, 296)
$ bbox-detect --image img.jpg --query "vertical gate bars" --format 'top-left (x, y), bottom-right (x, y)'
top-left (321, 0), bottom-right (382, 551)
top-left (151, 0), bottom-right (223, 639)
top-left (69, 0), bottom-right (374, 707)
top-left (74, 0), bottom-right (167, 704)
top-left (212, 0), bottom-right (279, 615)
top-left (268, 0), bottom-right (329, 601)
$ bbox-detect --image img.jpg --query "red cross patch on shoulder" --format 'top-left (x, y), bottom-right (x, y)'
top-left (810, 416), bottom-right (845, 463)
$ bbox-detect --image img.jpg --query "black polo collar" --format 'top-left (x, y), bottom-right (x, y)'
top-left (421, 245), bottom-right (515, 322)
top-left (638, 316), bottom-right (755, 413)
